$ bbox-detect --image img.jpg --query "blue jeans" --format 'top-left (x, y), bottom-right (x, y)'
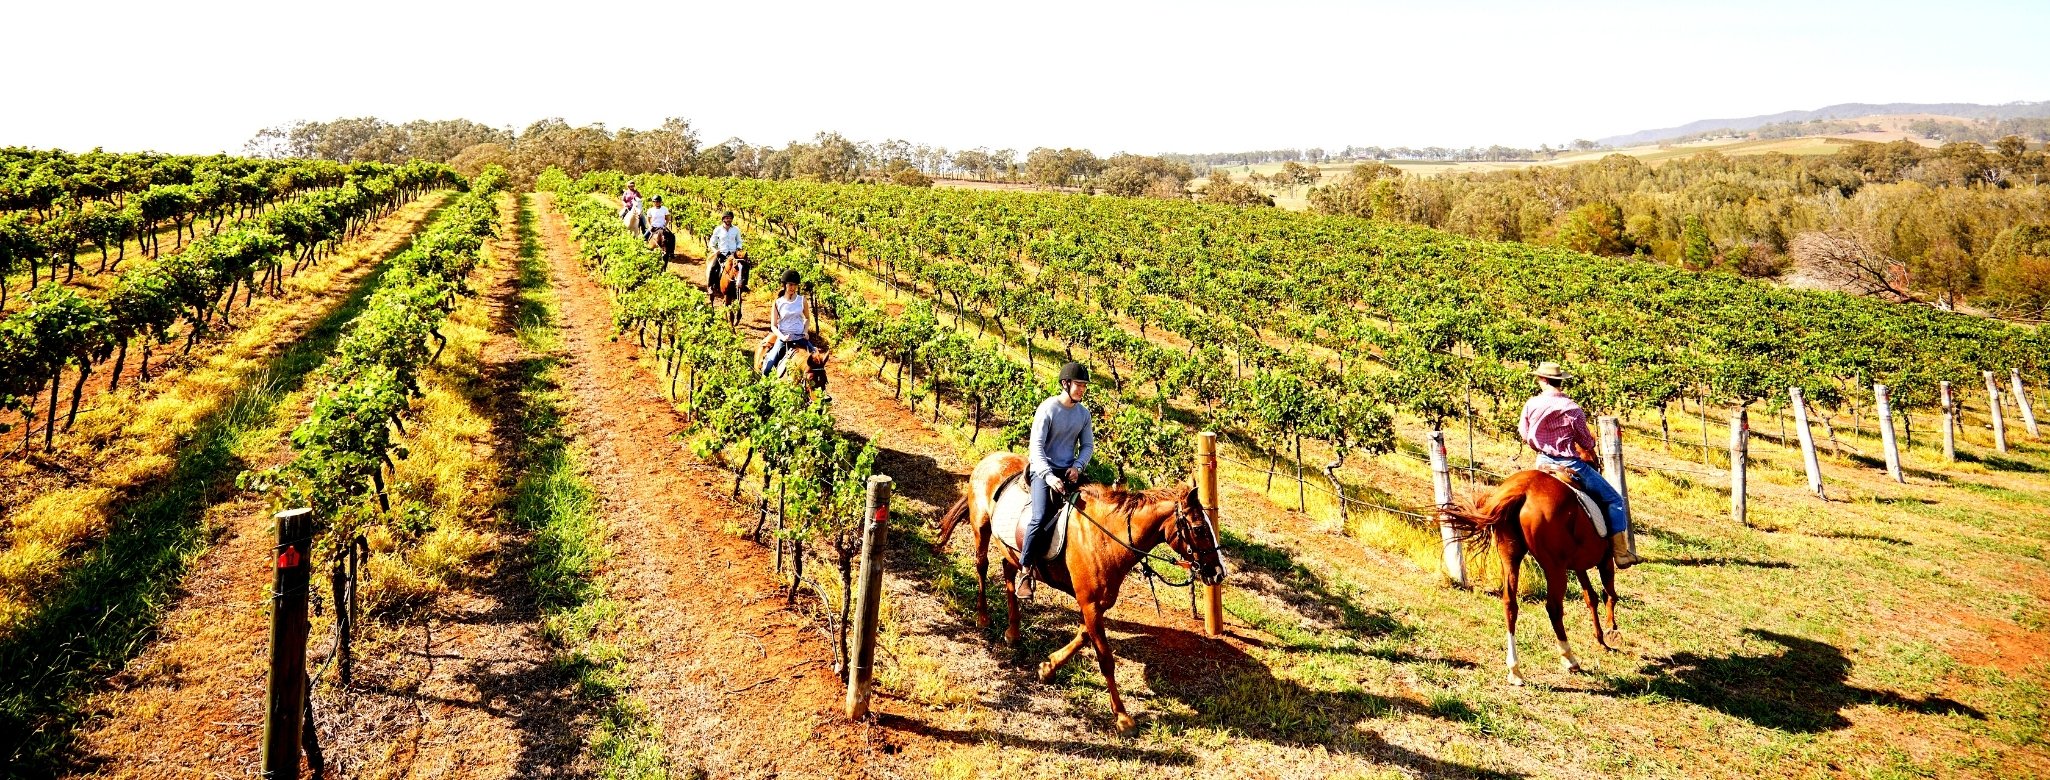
top-left (1024, 466), bottom-right (1068, 566)
top-left (762, 337), bottom-right (813, 376)
top-left (1535, 454), bottom-right (1630, 535)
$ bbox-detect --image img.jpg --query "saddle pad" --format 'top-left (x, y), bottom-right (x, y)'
top-left (1567, 485), bottom-right (1608, 537)
top-left (991, 474), bottom-right (1069, 562)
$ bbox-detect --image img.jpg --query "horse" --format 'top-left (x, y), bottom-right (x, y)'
top-left (647, 225), bottom-right (675, 261)
top-left (1439, 468), bottom-right (1619, 686)
top-left (709, 253), bottom-right (745, 325)
top-left (936, 452), bottom-right (1227, 734)
top-left (758, 332), bottom-right (831, 403)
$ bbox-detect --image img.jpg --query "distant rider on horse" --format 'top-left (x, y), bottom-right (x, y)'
top-left (1017, 362), bottom-right (1095, 597)
top-left (1519, 361), bottom-right (1641, 568)
top-left (620, 181), bottom-right (640, 216)
top-left (708, 210), bottom-right (746, 292)
top-left (758, 269), bottom-right (815, 376)
top-left (643, 196), bottom-right (675, 260)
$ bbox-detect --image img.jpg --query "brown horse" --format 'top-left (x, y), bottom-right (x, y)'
top-left (937, 452), bottom-right (1226, 734)
top-left (757, 332), bottom-right (831, 402)
top-left (708, 253), bottom-right (745, 325)
top-left (1440, 468), bottom-right (1619, 686)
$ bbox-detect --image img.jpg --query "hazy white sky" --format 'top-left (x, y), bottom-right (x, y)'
top-left (5, 0), bottom-right (2046, 155)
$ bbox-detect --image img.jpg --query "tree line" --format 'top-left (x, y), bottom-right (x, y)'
top-left (244, 117), bottom-right (1203, 197)
top-left (1308, 138), bottom-right (2050, 318)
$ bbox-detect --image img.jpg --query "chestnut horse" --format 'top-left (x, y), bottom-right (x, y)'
top-left (1440, 468), bottom-right (1619, 686)
top-left (709, 254), bottom-right (745, 325)
top-left (937, 452), bottom-right (1226, 734)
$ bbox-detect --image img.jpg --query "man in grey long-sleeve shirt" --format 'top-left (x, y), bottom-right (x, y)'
top-left (1018, 362), bottom-right (1095, 597)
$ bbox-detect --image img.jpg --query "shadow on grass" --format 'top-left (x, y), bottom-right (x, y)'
top-left (1957, 449), bottom-right (2046, 473)
top-left (0, 228), bottom-right (426, 773)
top-left (1124, 622), bottom-right (1523, 778)
top-left (1799, 529), bottom-right (1911, 546)
top-left (1628, 628), bottom-right (1983, 733)
top-left (878, 713), bottom-right (1200, 765)
top-left (1654, 557), bottom-right (1796, 569)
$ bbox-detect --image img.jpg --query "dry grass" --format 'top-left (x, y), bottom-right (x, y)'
top-left (0, 194), bottom-right (450, 636)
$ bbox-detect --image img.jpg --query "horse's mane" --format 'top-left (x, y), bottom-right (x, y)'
top-left (1080, 482), bottom-right (1190, 514)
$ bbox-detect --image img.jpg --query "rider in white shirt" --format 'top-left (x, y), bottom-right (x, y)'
top-left (643, 197), bottom-right (669, 237)
top-left (759, 270), bottom-right (814, 376)
top-left (708, 211), bottom-right (746, 291)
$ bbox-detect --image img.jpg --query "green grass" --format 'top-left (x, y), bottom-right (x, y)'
top-left (504, 193), bottom-right (668, 779)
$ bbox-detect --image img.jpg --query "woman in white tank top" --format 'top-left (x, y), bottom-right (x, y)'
top-left (760, 269), bottom-right (815, 376)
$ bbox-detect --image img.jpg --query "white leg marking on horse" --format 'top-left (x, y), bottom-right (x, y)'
top-left (1505, 631), bottom-right (1523, 685)
top-left (1557, 638), bottom-right (1581, 671)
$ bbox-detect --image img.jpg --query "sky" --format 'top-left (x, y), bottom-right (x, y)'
top-left (5, 0), bottom-right (2047, 156)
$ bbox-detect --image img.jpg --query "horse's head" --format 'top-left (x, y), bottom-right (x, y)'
top-left (1162, 485), bottom-right (1227, 586)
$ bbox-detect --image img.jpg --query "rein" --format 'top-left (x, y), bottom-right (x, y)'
top-left (1065, 489), bottom-right (1214, 600)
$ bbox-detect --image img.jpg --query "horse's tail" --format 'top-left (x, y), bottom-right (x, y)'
top-left (1438, 480), bottom-right (1529, 551)
top-left (935, 493), bottom-right (971, 550)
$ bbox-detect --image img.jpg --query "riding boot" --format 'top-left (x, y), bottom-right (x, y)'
top-left (1014, 563), bottom-right (1036, 598)
top-left (1610, 532), bottom-right (1642, 569)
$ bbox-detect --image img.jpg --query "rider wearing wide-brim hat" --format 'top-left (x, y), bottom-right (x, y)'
top-left (1018, 362), bottom-right (1096, 597)
top-left (1518, 361), bottom-right (1641, 568)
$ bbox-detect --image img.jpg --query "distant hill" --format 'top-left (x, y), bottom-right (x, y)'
top-left (1597, 101), bottom-right (2050, 147)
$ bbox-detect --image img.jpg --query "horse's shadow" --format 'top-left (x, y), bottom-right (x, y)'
top-left (1623, 628), bottom-right (1983, 733)
top-left (1114, 621), bottom-right (1521, 778)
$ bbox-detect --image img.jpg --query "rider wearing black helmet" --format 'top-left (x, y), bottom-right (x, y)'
top-left (759, 269), bottom-right (816, 376)
top-left (708, 210), bottom-right (746, 292)
top-left (1018, 361), bottom-right (1095, 597)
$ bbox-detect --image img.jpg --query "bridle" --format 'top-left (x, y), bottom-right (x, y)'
top-left (1069, 487), bottom-right (1227, 594)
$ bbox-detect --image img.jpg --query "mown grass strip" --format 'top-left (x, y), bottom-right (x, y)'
top-left (508, 194), bottom-right (664, 778)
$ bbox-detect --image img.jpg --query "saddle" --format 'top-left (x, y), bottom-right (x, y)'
top-left (990, 472), bottom-right (1072, 563)
top-left (1536, 465), bottom-right (1610, 537)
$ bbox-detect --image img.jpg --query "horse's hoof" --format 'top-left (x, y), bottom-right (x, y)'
top-left (976, 614), bottom-right (991, 629)
top-left (1564, 662), bottom-right (1583, 674)
top-left (1115, 713), bottom-right (1136, 735)
top-left (1037, 662), bottom-right (1055, 683)
top-left (1004, 629), bottom-right (1021, 646)
top-left (1507, 671), bottom-right (1526, 687)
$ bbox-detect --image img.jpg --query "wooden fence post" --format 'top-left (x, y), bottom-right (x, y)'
top-left (263, 508), bottom-right (316, 779)
top-left (1427, 431), bottom-right (1466, 587)
top-left (1729, 410), bottom-right (1748, 526)
top-left (845, 475), bottom-right (892, 720)
top-left (1197, 432), bottom-right (1225, 635)
top-left (1984, 371), bottom-right (2008, 453)
top-left (1940, 381), bottom-right (1958, 462)
top-left (1875, 384), bottom-right (1903, 483)
top-left (1789, 387), bottom-right (1825, 499)
top-left (2013, 368), bottom-right (2039, 438)
top-left (1598, 417), bottom-right (1637, 558)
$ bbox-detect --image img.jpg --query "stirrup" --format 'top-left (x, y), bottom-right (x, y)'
top-left (1014, 567), bottom-right (1036, 598)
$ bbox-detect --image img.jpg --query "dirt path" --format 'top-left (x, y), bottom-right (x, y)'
top-left (533, 194), bottom-right (922, 777)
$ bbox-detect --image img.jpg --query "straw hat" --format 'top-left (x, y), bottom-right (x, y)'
top-left (1530, 361), bottom-right (1573, 381)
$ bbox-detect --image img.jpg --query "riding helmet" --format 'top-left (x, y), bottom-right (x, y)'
top-left (651, 196), bottom-right (662, 204)
top-left (782, 269), bottom-right (801, 286)
top-left (722, 210), bottom-right (736, 219)
top-left (1059, 362), bottom-right (1089, 384)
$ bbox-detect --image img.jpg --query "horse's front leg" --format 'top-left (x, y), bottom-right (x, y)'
top-left (1599, 559), bottom-right (1620, 639)
top-left (1575, 569), bottom-right (1611, 651)
top-left (1000, 558), bottom-right (1022, 646)
top-left (1079, 602), bottom-right (1134, 735)
top-left (1543, 563), bottom-right (1580, 673)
